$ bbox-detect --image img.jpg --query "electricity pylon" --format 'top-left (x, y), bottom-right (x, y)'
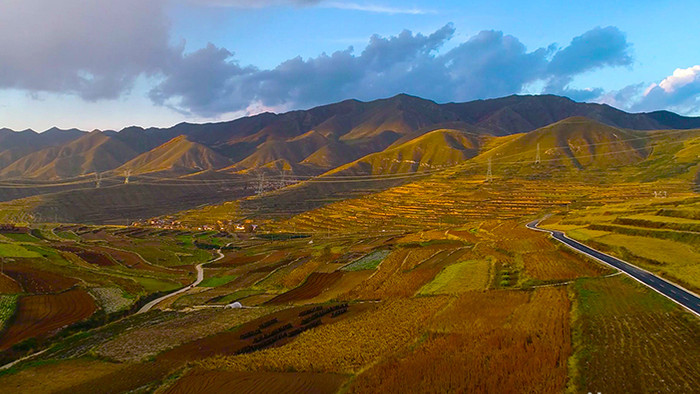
top-left (124, 169), bottom-right (131, 184)
top-left (535, 143), bottom-right (541, 164)
top-left (95, 172), bottom-right (102, 188)
top-left (486, 158), bottom-right (493, 182)
top-left (256, 171), bottom-right (266, 194)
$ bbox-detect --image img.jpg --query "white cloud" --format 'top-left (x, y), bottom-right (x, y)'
top-left (656, 65), bottom-right (700, 93)
top-left (631, 65), bottom-right (700, 113)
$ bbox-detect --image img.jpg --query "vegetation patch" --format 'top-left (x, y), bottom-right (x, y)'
top-left (90, 287), bottom-right (134, 313)
top-left (0, 243), bottom-right (42, 258)
top-left (0, 295), bottom-right (18, 331)
top-left (571, 275), bottom-right (700, 393)
top-left (200, 275), bottom-right (238, 288)
top-left (418, 259), bottom-right (491, 295)
top-left (341, 250), bottom-right (390, 271)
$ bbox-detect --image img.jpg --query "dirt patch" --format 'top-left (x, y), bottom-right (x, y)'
top-left (165, 369), bottom-right (348, 394)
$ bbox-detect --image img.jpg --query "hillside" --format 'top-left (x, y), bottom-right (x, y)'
top-left (1, 94), bottom-right (700, 223)
top-left (0, 127), bottom-right (85, 170)
top-left (0, 131), bottom-right (139, 180)
top-left (2, 94), bottom-right (700, 181)
top-left (118, 135), bottom-right (233, 176)
top-left (480, 117), bottom-right (649, 171)
top-left (325, 129), bottom-right (483, 176)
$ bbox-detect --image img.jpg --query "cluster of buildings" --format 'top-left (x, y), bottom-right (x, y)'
top-left (130, 218), bottom-right (259, 233)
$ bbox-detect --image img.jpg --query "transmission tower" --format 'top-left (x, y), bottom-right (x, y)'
top-left (256, 172), bottom-right (266, 194)
top-left (486, 158), bottom-right (493, 182)
top-left (95, 172), bottom-right (102, 188)
top-left (535, 143), bottom-right (541, 164)
top-left (278, 170), bottom-right (287, 189)
top-left (124, 169), bottom-right (131, 184)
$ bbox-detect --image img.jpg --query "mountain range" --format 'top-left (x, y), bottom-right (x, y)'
top-left (1, 93), bottom-right (699, 223)
top-left (3, 94), bottom-right (700, 181)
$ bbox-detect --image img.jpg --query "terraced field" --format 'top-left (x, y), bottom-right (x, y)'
top-left (0, 289), bottom-right (96, 350)
top-left (571, 275), bottom-right (700, 392)
top-left (164, 369), bottom-right (348, 394)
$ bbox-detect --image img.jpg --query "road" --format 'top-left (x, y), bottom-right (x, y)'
top-left (137, 247), bottom-right (225, 314)
top-left (527, 220), bottom-right (700, 317)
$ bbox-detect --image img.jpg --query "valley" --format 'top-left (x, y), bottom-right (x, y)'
top-left (0, 94), bottom-right (698, 392)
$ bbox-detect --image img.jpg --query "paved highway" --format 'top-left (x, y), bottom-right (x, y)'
top-left (527, 220), bottom-right (700, 317)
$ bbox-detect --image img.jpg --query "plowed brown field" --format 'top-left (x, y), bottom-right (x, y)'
top-left (165, 369), bottom-right (347, 394)
top-left (0, 289), bottom-right (96, 350)
top-left (0, 273), bottom-right (21, 293)
top-left (3, 265), bottom-right (77, 293)
top-left (266, 272), bottom-right (343, 304)
top-left (54, 245), bottom-right (115, 267)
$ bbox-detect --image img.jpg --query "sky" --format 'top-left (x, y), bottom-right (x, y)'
top-left (1, 0), bottom-right (699, 131)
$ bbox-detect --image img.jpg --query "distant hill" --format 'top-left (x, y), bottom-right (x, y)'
top-left (118, 135), bottom-right (232, 176)
top-left (2, 94), bottom-right (700, 181)
top-left (0, 131), bottom-right (139, 179)
top-left (325, 129), bottom-right (482, 176)
top-left (0, 127), bottom-right (85, 170)
top-left (1, 93), bottom-right (700, 223)
top-left (481, 117), bottom-right (649, 170)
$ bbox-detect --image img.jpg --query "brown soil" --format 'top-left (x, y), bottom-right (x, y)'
top-left (3, 264), bottom-right (78, 294)
top-left (266, 272), bottom-right (343, 304)
top-left (165, 369), bottom-right (348, 394)
top-left (0, 289), bottom-right (96, 350)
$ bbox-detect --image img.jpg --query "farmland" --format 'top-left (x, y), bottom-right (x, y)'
top-left (0, 185), bottom-right (696, 393)
top-left (0, 115), bottom-right (697, 392)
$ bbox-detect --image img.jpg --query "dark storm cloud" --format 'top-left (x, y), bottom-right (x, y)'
top-left (0, 0), bottom-right (176, 100)
top-left (152, 25), bottom-right (634, 116)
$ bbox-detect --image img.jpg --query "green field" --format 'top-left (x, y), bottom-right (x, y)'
top-left (342, 250), bottom-right (390, 271)
top-left (199, 275), bottom-right (237, 288)
top-left (0, 243), bottom-right (42, 258)
top-left (418, 259), bottom-right (492, 295)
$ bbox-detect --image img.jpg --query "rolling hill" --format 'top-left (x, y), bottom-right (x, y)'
top-left (0, 131), bottom-right (140, 180)
top-left (2, 94), bottom-right (700, 182)
top-left (480, 117), bottom-right (649, 170)
top-left (1, 93), bottom-right (699, 224)
top-left (118, 135), bottom-right (233, 176)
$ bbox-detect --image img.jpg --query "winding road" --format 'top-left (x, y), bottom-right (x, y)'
top-left (527, 219), bottom-right (700, 317)
top-left (137, 247), bottom-right (225, 314)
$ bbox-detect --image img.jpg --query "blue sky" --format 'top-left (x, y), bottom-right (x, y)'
top-left (1, 0), bottom-right (699, 131)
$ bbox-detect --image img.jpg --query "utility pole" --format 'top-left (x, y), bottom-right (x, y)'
top-left (486, 158), bottom-right (493, 182)
top-left (124, 169), bottom-right (131, 184)
top-left (535, 143), bottom-right (541, 165)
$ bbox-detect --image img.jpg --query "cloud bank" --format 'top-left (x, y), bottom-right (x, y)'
top-left (0, 0), bottom-right (174, 100)
top-left (151, 24), bottom-right (633, 116)
top-left (634, 66), bottom-right (700, 113)
top-left (4, 0), bottom-right (694, 118)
